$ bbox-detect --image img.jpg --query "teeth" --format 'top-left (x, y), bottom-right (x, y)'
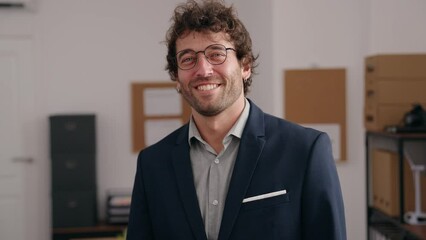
top-left (197, 84), bottom-right (219, 91)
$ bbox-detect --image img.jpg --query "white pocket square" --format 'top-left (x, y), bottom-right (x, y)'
top-left (242, 189), bottom-right (287, 203)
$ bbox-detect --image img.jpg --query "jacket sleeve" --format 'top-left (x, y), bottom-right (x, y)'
top-left (126, 151), bottom-right (154, 240)
top-left (301, 133), bottom-right (347, 240)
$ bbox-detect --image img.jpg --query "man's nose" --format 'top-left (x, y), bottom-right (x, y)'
top-left (195, 54), bottom-right (213, 77)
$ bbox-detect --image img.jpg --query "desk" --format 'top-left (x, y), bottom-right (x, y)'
top-left (53, 223), bottom-right (126, 240)
top-left (366, 131), bottom-right (426, 240)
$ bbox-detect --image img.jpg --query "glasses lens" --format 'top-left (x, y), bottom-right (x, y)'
top-left (205, 45), bottom-right (227, 65)
top-left (177, 50), bottom-right (197, 70)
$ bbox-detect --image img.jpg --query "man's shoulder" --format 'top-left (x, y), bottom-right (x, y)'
top-left (247, 100), bottom-right (323, 140)
top-left (262, 113), bottom-right (323, 140)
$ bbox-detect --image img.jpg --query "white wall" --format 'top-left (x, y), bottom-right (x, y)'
top-left (232, 0), bottom-right (275, 114)
top-left (1, 0), bottom-right (426, 240)
top-left (368, 0), bottom-right (426, 54)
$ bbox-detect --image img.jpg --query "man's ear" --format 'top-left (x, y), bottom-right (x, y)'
top-left (241, 62), bottom-right (251, 80)
top-left (176, 81), bottom-right (182, 93)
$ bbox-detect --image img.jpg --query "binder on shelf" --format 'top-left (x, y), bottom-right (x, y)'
top-left (106, 189), bottom-right (132, 224)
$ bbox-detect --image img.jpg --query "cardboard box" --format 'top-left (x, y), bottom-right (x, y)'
top-left (365, 78), bottom-right (426, 105)
top-left (366, 54), bottom-right (426, 78)
top-left (372, 149), bottom-right (426, 217)
top-left (364, 103), bottom-right (426, 131)
top-left (372, 149), bottom-right (399, 216)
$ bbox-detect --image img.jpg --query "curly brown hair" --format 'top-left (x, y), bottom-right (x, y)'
top-left (165, 0), bottom-right (258, 95)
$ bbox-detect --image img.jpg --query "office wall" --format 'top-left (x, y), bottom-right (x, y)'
top-left (232, 0), bottom-right (275, 114)
top-left (368, 0), bottom-right (426, 54)
top-left (1, 0), bottom-right (426, 239)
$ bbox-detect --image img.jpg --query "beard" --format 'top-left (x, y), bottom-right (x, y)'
top-left (179, 70), bottom-right (244, 117)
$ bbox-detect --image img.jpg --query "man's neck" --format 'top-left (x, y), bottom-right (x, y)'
top-left (192, 97), bottom-right (246, 153)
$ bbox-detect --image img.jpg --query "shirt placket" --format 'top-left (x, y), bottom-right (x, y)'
top-left (207, 154), bottom-right (220, 240)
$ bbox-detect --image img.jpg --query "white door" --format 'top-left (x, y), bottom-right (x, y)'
top-left (0, 37), bottom-right (37, 240)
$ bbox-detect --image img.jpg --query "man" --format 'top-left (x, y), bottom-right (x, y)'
top-left (127, 1), bottom-right (346, 239)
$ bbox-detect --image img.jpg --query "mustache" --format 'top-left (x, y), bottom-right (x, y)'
top-left (190, 76), bottom-right (222, 85)
top-left (194, 76), bottom-right (215, 82)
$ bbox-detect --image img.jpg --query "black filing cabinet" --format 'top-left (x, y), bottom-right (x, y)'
top-left (50, 115), bottom-right (97, 228)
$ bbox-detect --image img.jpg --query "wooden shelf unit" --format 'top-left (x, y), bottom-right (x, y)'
top-left (366, 131), bottom-right (426, 240)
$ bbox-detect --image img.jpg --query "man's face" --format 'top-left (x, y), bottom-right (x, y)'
top-left (175, 31), bottom-right (251, 117)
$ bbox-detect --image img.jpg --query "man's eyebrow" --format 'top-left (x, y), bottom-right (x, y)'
top-left (176, 49), bottom-right (194, 57)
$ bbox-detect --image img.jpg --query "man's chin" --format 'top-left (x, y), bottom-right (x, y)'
top-left (193, 103), bottom-right (224, 117)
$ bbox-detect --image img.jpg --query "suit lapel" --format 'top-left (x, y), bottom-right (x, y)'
top-left (172, 126), bottom-right (207, 240)
top-left (218, 101), bottom-right (266, 240)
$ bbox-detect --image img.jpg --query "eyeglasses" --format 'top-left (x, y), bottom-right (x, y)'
top-left (176, 44), bottom-right (236, 70)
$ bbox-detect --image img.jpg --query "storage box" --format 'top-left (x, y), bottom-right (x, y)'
top-left (371, 149), bottom-right (426, 217)
top-left (365, 78), bottom-right (426, 105)
top-left (364, 54), bottom-right (426, 131)
top-left (51, 154), bottom-right (96, 191)
top-left (50, 115), bottom-right (96, 154)
top-left (366, 54), bottom-right (426, 78)
top-left (52, 190), bottom-right (97, 227)
top-left (372, 149), bottom-right (399, 216)
top-left (364, 103), bottom-right (426, 131)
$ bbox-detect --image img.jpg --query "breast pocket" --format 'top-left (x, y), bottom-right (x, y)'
top-left (241, 190), bottom-right (290, 212)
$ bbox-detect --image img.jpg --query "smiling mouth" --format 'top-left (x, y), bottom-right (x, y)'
top-left (196, 84), bottom-right (220, 91)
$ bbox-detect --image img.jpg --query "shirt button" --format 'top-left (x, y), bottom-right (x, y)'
top-left (212, 200), bottom-right (219, 206)
top-left (214, 158), bottom-right (220, 164)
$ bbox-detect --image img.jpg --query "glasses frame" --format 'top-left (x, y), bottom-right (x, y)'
top-left (175, 44), bottom-right (236, 70)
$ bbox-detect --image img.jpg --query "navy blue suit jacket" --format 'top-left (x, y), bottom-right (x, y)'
top-left (127, 100), bottom-right (346, 240)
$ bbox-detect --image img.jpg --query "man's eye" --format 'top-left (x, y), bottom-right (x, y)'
top-left (180, 56), bottom-right (195, 64)
top-left (207, 51), bottom-right (225, 60)
top-left (183, 57), bottom-right (193, 62)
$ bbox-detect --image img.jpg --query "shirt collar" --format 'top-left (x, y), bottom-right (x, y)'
top-left (188, 98), bottom-right (251, 145)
